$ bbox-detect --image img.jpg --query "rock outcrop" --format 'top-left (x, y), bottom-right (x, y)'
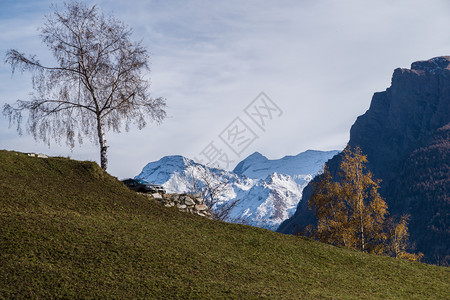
top-left (142, 192), bottom-right (213, 219)
top-left (278, 56), bottom-right (450, 264)
top-left (27, 153), bottom-right (49, 158)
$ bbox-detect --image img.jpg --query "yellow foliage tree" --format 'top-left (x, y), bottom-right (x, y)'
top-left (386, 215), bottom-right (423, 261)
top-left (309, 146), bottom-right (388, 253)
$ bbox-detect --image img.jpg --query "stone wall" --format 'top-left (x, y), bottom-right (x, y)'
top-left (142, 193), bottom-right (212, 219)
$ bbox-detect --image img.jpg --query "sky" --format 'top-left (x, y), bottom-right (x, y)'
top-left (1, 0), bottom-right (450, 179)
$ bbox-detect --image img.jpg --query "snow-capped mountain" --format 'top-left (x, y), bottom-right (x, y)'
top-left (234, 150), bottom-right (340, 179)
top-left (135, 150), bottom-right (339, 230)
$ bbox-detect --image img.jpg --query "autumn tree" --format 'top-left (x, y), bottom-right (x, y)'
top-left (386, 215), bottom-right (423, 261)
top-left (3, 1), bottom-right (166, 171)
top-left (309, 146), bottom-right (388, 253)
top-left (306, 167), bottom-right (350, 246)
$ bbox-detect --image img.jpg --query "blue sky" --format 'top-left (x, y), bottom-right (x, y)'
top-left (1, 0), bottom-right (450, 178)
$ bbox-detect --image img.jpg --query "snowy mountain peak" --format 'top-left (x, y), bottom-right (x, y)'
top-left (233, 149), bottom-right (340, 179)
top-left (233, 152), bottom-right (268, 176)
top-left (246, 151), bottom-right (268, 161)
top-left (135, 149), bottom-right (339, 230)
top-left (135, 155), bottom-right (197, 184)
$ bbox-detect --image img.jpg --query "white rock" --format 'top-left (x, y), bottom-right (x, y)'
top-left (37, 153), bottom-right (48, 158)
top-left (184, 197), bottom-right (195, 206)
top-left (152, 193), bottom-right (162, 199)
top-left (195, 204), bottom-right (208, 211)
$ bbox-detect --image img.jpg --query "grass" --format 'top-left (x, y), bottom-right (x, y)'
top-left (0, 150), bottom-right (448, 299)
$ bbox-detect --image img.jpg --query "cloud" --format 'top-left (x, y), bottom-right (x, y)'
top-left (1, 0), bottom-right (450, 178)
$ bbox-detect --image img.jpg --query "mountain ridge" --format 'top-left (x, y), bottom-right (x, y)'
top-left (278, 56), bottom-right (450, 265)
top-left (233, 150), bottom-right (340, 180)
top-left (135, 149), bottom-right (339, 230)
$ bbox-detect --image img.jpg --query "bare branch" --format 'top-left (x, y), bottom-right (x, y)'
top-left (185, 162), bottom-right (243, 222)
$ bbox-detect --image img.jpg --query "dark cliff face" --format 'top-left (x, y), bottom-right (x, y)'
top-left (278, 57), bottom-right (450, 264)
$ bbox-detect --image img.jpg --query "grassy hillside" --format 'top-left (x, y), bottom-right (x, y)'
top-left (0, 150), bottom-right (448, 299)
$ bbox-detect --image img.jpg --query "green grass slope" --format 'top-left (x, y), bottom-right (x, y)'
top-left (0, 150), bottom-right (448, 299)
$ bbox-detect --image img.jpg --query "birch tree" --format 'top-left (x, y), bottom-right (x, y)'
top-left (308, 167), bottom-right (350, 247)
top-left (3, 1), bottom-right (166, 171)
top-left (386, 215), bottom-right (423, 261)
top-left (339, 146), bottom-right (388, 253)
top-left (309, 146), bottom-right (388, 253)
top-left (309, 147), bottom-right (422, 260)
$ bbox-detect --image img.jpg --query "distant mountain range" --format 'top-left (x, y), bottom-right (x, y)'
top-left (135, 150), bottom-right (339, 230)
top-left (278, 56), bottom-right (450, 265)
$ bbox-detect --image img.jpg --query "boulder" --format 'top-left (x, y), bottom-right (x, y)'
top-left (152, 193), bottom-right (162, 199)
top-left (195, 204), bottom-right (208, 211)
top-left (184, 196), bottom-right (195, 206)
top-left (177, 204), bottom-right (187, 209)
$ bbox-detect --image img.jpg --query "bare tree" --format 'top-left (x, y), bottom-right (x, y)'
top-left (186, 162), bottom-right (244, 223)
top-left (3, 1), bottom-right (166, 171)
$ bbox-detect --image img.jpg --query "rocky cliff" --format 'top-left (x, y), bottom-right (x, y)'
top-left (278, 56), bottom-right (450, 264)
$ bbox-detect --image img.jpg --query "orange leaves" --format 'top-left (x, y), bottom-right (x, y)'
top-left (308, 146), bottom-right (421, 260)
top-left (309, 146), bottom-right (388, 253)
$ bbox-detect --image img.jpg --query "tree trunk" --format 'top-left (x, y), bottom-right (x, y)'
top-left (360, 211), bottom-right (365, 252)
top-left (97, 115), bottom-right (108, 171)
top-left (356, 162), bottom-right (365, 253)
